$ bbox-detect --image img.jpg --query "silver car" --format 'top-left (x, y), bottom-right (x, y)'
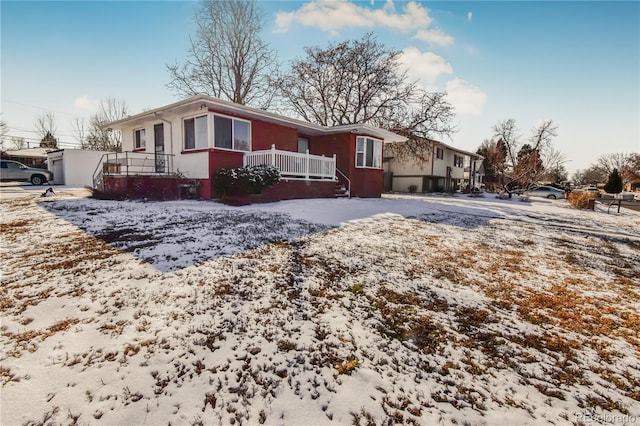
top-left (523, 185), bottom-right (567, 199)
top-left (0, 160), bottom-right (53, 185)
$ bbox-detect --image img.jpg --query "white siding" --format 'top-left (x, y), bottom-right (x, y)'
top-left (47, 150), bottom-right (113, 187)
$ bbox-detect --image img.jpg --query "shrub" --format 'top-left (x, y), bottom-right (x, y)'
top-left (604, 169), bottom-right (623, 194)
top-left (567, 191), bottom-right (596, 210)
top-left (213, 165), bottom-right (280, 197)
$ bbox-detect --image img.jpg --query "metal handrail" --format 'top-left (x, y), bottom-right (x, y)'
top-left (91, 151), bottom-right (175, 189)
top-left (336, 167), bottom-right (351, 198)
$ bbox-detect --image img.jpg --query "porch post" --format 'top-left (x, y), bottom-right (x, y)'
top-left (125, 152), bottom-right (129, 176)
top-left (305, 149), bottom-right (310, 179)
top-left (271, 144), bottom-right (276, 167)
top-left (333, 154), bottom-right (337, 179)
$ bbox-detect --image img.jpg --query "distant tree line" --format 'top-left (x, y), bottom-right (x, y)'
top-left (573, 153), bottom-right (640, 190)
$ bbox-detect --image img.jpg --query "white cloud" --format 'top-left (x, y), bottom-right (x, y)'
top-left (468, 11), bottom-right (473, 22)
top-left (274, 0), bottom-right (432, 34)
top-left (400, 47), bottom-right (453, 85)
top-left (413, 29), bottom-right (454, 47)
top-left (73, 95), bottom-right (97, 111)
top-left (445, 78), bottom-right (487, 116)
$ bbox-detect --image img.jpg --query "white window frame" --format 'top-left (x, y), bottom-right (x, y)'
top-left (454, 154), bottom-right (464, 168)
top-left (134, 128), bottom-right (146, 150)
top-left (183, 114), bottom-right (209, 151)
top-left (355, 136), bottom-right (383, 169)
top-left (212, 113), bottom-right (252, 152)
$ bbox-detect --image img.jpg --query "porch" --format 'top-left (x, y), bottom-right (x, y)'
top-left (91, 148), bottom-right (345, 201)
top-left (243, 145), bottom-right (336, 181)
top-left (92, 151), bottom-right (175, 192)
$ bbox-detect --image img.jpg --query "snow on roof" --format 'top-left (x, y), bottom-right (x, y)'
top-left (4, 147), bottom-right (54, 158)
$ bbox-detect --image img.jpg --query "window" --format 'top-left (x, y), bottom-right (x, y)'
top-left (454, 154), bottom-right (464, 168)
top-left (184, 115), bottom-right (208, 150)
top-left (356, 136), bottom-right (382, 169)
top-left (134, 128), bottom-right (146, 149)
top-left (214, 115), bottom-right (250, 151)
top-left (436, 147), bottom-right (444, 160)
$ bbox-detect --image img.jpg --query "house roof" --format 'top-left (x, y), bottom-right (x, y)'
top-left (4, 147), bottom-right (54, 158)
top-left (432, 139), bottom-right (484, 160)
top-left (104, 95), bottom-right (408, 143)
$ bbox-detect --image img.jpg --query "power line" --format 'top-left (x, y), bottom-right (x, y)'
top-left (1, 98), bottom-right (78, 118)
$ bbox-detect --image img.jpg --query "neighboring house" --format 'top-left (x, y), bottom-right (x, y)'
top-left (47, 149), bottom-right (115, 187)
top-left (464, 156), bottom-right (485, 191)
top-left (384, 139), bottom-right (483, 193)
top-left (2, 147), bottom-right (53, 168)
top-left (96, 95), bottom-right (406, 200)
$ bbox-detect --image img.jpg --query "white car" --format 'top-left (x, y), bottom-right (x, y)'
top-left (523, 185), bottom-right (567, 200)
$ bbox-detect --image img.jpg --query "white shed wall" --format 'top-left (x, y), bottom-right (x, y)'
top-left (47, 150), bottom-right (112, 187)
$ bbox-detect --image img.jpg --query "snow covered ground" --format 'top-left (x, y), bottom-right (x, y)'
top-left (1, 191), bottom-right (639, 425)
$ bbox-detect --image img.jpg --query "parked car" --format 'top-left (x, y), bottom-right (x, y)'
top-left (581, 186), bottom-right (599, 193)
top-left (0, 160), bottom-right (53, 185)
top-left (523, 185), bottom-right (567, 199)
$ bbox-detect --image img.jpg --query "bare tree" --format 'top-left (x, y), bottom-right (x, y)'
top-left (595, 153), bottom-right (631, 176)
top-left (71, 117), bottom-right (87, 147)
top-left (541, 147), bottom-right (568, 183)
top-left (34, 112), bottom-right (57, 139)
top-left (167, 0), bottom-right (278, 108)
top-left (9, 136), bottom-right (27, 150)
top-left (573, 166), bottom-right (606, 186)
top-left (35, 112), bottom-right (58, 148)
top-left (491, 119), bottom-right (520, 169)
top-left (277, 33), bottom-right (456, 161)
top-left (589, 152), bottom-right (639, 188)
top-left (623, 153), bottom-right (640, 187)
top-left (0, 116), bottom-right (8, 150)
top-left (82, 98), bottom-right (129, 151)
top-left (491, 119), bottom-right (558, 194)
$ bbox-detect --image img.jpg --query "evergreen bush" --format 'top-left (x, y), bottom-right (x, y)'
top-left (603, 169), bottom-right (623, 194)
top-left (213, 165), bottom-right (280, 197)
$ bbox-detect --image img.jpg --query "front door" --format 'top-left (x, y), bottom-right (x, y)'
top-left (297, 136), bottom-right (310, 153)
top-left (154, 123), bottom-right (165, 173)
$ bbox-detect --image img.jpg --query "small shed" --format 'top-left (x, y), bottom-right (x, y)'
top-left (47, 149), bottom-right (114, 187)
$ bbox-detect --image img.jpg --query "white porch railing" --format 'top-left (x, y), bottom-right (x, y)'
top-left (243, 144), bottom-right (336, 180)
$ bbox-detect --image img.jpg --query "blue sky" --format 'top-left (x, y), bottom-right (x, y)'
top-left (1, 0), bottom-right (638, 172)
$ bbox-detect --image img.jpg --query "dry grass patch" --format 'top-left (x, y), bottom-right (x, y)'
top-left (0, 366), bottom-right (21, 385)
top-left (3, 318), bottom-right (80, 356)
top-left (567, 191), bottom-right (596, 209)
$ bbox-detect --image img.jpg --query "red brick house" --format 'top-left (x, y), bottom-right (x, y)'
top-left (95, 95), bottom-right (406, 201)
